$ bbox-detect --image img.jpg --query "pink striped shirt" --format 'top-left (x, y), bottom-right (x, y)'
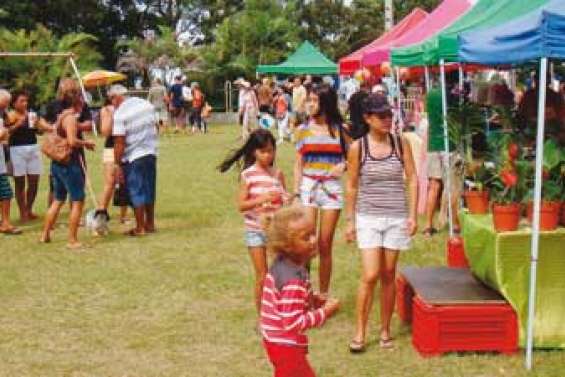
top-left (260, 256), bottom-right (327, 347)
top-left (241, 165), bottom-right (286, 232)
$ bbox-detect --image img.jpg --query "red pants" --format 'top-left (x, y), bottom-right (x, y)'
top-left (264, 341), bottom-right (316, 377)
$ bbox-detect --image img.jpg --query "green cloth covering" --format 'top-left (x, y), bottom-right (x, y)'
top-left (256, 41), bottom-right (337, 75)
top-left (427, 88), bottom-right (447, 152)
top-left (391, 0), bottom-right (549, 66)
top-left (462, 212), bottom-right (565, 348)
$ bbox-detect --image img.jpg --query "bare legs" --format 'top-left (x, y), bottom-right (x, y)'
top-left (353, 249), bottom-right (400, 344)
top-left (424, 178), bottom-right (442, 232)
top-left (130, 203), bottom-right (154, 235)
top-left (0, 199), bottom-right (19, 233)
top-left (303, 207), bottom-right (340, 296)
top-left (41, 200), bottom-right (84, 248)
top-left (14, 174), bottom-right (39, 221)
top-left (249, 247), bottom-right (267, 314)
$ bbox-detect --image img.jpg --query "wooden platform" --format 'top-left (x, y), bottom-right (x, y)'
top-left (400, 266), bottom-right (506, 305)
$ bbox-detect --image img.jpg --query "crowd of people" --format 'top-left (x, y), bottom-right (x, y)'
top-left (220, 69), bottom-right (564, 376)
top-left (221, 77), bottom-right (419, 376)
top-left (0, 80), bottom-right (159, 248)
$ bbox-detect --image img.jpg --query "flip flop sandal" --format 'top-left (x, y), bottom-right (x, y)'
top-left (0, 227), bottom-right (22, 235)
top-left (422, 228), bottom-right (438, 237)
top-left (379, 337), bottom-right (394, 349)
top-left (349, 339), bottom-right (366, 354)
top-left (124, 229), bottom-right (145, 237)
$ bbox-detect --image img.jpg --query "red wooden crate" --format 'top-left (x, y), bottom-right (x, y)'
top-left (396, 275), bottom-right (414, 323)
top-left (446, 236), bottom-right (469, 268)
top-left (412, 295), bottom-right (518, 357)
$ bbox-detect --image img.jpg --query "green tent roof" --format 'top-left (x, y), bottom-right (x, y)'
top-left (256, 41), bottom-right (337, 75)
top-left (392, 0), bottom-right (549, 67)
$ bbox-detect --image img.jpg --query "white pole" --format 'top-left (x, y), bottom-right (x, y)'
top-left (68, 55), bottom-right (97, 137)
top-left (440, 59), bottom-right (454, 238)
top-left (396, 66), bottom-right (403, 132)
top-left (425, 66), bottom-right (431, 92)
top-left (458, 64), bottom-right (464, 104)
top-left (385, 0), bottom-right (394, 31)
top-left (525, 57), bottom-right (548, 371)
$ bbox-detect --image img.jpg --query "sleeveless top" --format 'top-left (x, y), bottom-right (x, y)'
top-left (241, 165), bottom-right (286, 232)
top-left (56, 111), bottom-right (82, 164)
top-left (357, 134), bottom-right (407, 218)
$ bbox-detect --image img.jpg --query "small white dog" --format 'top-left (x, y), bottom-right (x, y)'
top-left (85, 209), bottom-right (110, 236)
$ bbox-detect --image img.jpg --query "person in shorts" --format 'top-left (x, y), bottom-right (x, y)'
top-left (423, 86), bottom-right (460, 236)
top-left (111, 85), bottom-right (158, 236)
top-left (293, 83), bottom-right (349, 300)
top-left (6, 90), bottom-right (52, 222)
top-left (0, 89), bottom-right (21, 235)
top-left (344, 93), bottom-right (418, 352)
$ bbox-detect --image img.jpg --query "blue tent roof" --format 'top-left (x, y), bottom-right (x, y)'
top-left (459, 0), bottom-right (565, 64)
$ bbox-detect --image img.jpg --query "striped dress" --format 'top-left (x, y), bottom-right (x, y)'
top-left (241, 165), bottom-right (286, 232)
top-left (260, 256), bottom-right (327, 347)
top-left (357, 134), bottom-right (408, 218)
top-left (295, 123), bottom-right (345, 179)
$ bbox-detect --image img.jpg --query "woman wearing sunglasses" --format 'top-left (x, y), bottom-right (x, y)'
top-left (345, 93), bottom-right (418, 352)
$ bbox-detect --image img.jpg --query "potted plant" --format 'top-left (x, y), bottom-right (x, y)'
top-left (525, 140), bottom-right (564, 231)
top-left (464, 160), bottom-right (495, 214)
top-left (490, 138), bottom-right (528, 232)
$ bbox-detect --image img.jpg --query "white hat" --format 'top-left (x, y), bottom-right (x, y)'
top-left (107, 84), bottom-right (128, 97)
top-left (233, 78), bottom-right (245, 86)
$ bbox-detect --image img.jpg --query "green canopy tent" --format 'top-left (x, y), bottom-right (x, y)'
top-left (391, 0), bottom-right (549, 67)
top-left (256, 41), bottom-right (337, 75)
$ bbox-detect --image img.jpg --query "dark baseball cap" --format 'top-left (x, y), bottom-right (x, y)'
top-left (362, 93), bottom-right (391, 114)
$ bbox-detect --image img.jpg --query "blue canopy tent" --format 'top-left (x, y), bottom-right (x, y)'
top-left (459, 0), bottom-right (565, 369)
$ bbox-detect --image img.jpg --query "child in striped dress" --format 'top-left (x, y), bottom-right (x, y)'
top-left (261, 206), bottom-right (340, 377)
top-left (219, 129), bottom-right (289, 314)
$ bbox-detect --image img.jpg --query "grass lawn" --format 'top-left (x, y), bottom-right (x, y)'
top-left (0, 124), bottom-right (563, 376)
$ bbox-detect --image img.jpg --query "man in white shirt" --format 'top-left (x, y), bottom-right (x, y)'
top-left (109, 85), bottom-right (158, 236)
top-left (0, 89), bottom-right (21, 234)
top-left (292, 77), bottom-right (307, 124)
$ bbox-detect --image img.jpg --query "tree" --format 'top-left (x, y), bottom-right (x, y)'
top-left (0, 25), bottom-right (101, 105)
top-left (395, 0), bottom-right (442, 20)
top-left (202, 0), bottom-right (299, 80)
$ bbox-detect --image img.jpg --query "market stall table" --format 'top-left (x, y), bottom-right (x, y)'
top-left (462, 212), bottom-right (565, 348)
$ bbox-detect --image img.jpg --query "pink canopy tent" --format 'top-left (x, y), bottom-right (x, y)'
top-left (339, 8), bottom-right (428, 75)
top-left (361, 0), bottom-right (473, 67)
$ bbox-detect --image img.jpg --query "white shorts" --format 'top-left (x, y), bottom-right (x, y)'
top-left (9, 144), bottom-right (42, 177)
top-left (356, 214), bottom-right (411, 251)
top-left (300, 176), bottom-right (343, 210)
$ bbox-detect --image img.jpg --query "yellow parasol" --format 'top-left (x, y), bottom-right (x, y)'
top-left (82, 70), bottom-right (127, 88)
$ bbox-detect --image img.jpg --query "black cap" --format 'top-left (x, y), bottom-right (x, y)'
top-left (362, 93), bottom-right (391, 114)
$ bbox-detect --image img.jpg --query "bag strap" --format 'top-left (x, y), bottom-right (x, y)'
top-left (390, 132), bottom-right (404, 166)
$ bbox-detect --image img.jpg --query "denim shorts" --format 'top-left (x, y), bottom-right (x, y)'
top-left (123, 154), bottom-right (156, 208)
top-left (51, 160), bottom-right (85, 202)
top-left (245, 230), bottom-right (267, 248)
top-left (0, 174), bottom-right (13, 200)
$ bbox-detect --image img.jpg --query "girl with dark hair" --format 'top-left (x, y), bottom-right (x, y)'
top-left (293, 83), bottom-right (350, 300)
top-left (219, 129), bottom-right (289, 314)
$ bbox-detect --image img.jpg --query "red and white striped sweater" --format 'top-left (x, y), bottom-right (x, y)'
top-left (260, 256), bottom-right (327, 347)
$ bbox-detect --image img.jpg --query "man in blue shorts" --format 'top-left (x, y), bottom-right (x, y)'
top-left (110, 85), bottom-right (158, 236)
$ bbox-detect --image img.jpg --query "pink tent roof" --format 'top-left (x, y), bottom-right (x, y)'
top-left (361, 0), bottom-right (472, 67)
top-left (339, 8), bottom-right (428, 75)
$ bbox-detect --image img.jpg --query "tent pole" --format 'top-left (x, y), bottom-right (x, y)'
top-left (395, 66), bottom-right (402, 132)
top-left (68, 55), bottom-right (97, 137)
top-left (440, 59), bottom-right (454, 238)
top-left (425, 66), bottom-right (431, 92)
top-left (525, 57), bottom-right (548, 371)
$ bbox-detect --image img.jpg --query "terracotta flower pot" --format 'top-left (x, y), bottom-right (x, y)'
top-left (492, 203), bottom-right (521, 232)
top-left (526, 201), bottom-right (560, 231)
top-left (464, 190), bottom-right (489, 214)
